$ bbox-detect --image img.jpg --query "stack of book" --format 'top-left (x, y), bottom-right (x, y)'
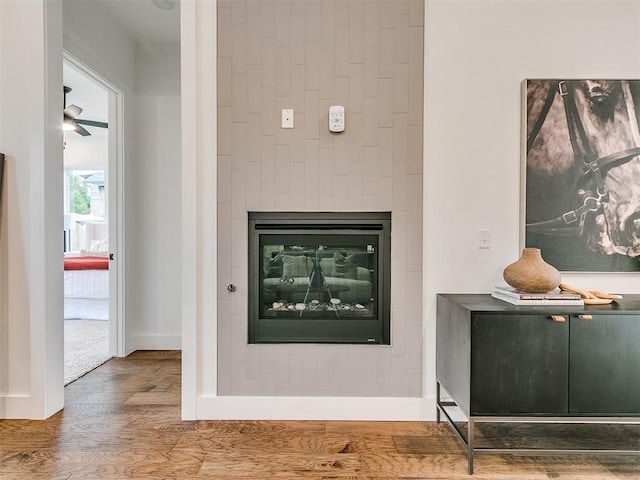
top-left (491, 286), bottom-right (584, 305)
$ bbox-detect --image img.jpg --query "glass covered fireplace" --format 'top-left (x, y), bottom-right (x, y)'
top-left (248, 212), bottom-right (391, 344)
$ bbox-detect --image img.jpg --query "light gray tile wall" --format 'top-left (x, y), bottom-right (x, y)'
top-left (218, 0), bottom-right (423, 397)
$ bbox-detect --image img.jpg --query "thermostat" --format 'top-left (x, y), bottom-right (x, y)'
top-left (329, 105), bottom-right (345, 133)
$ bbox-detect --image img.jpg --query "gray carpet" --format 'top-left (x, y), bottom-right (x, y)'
top-left (64, 319), bottom-right (111, 385)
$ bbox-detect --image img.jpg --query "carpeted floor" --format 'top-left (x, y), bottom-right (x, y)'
top-left (64, 319), bottom-right (111, 385)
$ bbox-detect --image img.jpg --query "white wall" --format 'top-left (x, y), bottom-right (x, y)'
top-left (0, 0), bottom-right (64, 419)
top-left (63, 131), bottom-right (109, 169)
top-left (423, 0), bottom-right (640, 402)
top-left (129, 42), bottom-right (182, 349)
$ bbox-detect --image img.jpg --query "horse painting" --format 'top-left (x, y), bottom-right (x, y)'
top-left (525, 79), bottom-right (640, 271)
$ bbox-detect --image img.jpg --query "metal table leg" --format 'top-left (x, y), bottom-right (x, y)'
top-left (467, 417), bottom-right (475, 475)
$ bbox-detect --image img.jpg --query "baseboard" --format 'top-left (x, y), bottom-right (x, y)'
top-left (131, 333), bottom-right (181, 351)
top-left (0, 394), bottom-right (31, 419)
top-left (193, 395), bottom-right (438, 421)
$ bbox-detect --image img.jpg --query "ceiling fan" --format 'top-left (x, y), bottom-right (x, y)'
top-left (63, 86), bottom-right (108, 136)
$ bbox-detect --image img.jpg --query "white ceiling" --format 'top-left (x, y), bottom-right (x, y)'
top-left (98, 0), bottom-right (180, 44)
top-left (64, 63), bottom-right (109, 124)
top-left (63, 63), bottom-right (109, 168)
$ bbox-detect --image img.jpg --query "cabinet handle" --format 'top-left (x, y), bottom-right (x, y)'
top-left (551, 315), bottom-right (566, 323)
top-left (578, 314), bottom-right (593, 320)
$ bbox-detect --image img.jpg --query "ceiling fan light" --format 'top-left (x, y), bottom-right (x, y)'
top-left (63, 121), bottom-right (76, 131)
top-left (151, 0), bottom-right (176, 10)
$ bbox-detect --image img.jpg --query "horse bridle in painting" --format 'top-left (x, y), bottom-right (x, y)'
top-left (526, 80), bottom-right (640, 236)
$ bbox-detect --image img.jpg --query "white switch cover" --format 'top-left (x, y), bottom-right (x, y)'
top-left (477, 229), bottom-right (491, 249)
top-left (282, 109), bottom-right (294, 128)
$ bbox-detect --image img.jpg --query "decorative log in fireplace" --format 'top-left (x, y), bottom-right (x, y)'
top-left (248, 212), bottom-right (391, 344)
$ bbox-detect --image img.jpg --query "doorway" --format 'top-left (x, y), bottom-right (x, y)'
top-left (62, 57), bottom-right (120, 384)
top-left (60, 0), bottom-right (181, 390)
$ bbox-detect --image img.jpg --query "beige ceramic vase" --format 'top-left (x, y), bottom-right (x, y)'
top-left (503, 248), bottom-right (561, 293)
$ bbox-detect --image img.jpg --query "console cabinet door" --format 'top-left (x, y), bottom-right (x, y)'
top-left (471, 313), bottom-right (569, 415)
top-left (570, 314), bottom-right (640, 414)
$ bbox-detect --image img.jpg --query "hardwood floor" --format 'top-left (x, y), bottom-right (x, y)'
top-left (0, 351), bottom-right (638, 479)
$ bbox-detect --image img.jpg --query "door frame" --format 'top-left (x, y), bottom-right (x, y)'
top-left (63, 52), bottom-right (125, 358)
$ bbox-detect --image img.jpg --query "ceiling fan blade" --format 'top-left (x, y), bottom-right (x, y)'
top-left (64, 104), bottom-right (83, 119)
top-left (74, 124), bottom-right (92, 137)
top-left (76, 119), bottom-right (108, 129)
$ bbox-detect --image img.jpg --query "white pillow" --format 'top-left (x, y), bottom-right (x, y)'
top-left (90, 238), bottom-right (109, 253)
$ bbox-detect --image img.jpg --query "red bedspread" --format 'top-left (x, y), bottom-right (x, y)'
top-left (64, 256), bottom-right (109, 271)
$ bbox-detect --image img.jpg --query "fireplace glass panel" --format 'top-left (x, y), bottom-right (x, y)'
top-left (248, 212), bottom-right (391, 344)
top-left (260, 234), bottom-right (378, 321)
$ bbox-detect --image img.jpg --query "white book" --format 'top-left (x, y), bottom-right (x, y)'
top-left (491, 291), bottom-right (584, 306)
top-left (494, 285), bottom-right (581, 300)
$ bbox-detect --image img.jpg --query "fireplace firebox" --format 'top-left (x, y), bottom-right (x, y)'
top-left (248, 212), bottom-right (391, 344)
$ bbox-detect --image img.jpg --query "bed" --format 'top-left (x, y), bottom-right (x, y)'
top-left (64, 255), bottom-right (109, 320)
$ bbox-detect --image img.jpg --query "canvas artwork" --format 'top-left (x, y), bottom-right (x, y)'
top-left (0, 153), bottom-right (4, 206)
top-left (524, 79), bottom-right (640, 272)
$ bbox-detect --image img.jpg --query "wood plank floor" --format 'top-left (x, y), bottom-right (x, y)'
top-left (0, 351), bottom-right (638, 479)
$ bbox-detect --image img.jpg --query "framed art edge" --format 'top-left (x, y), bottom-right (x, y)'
top-left (0, 153), bottom-right (4, 207)
top-left (519, 80), bottom-right (528, 252)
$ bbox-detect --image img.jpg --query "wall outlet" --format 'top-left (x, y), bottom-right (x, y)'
top-left (282, 109), bottom-right (294, 128)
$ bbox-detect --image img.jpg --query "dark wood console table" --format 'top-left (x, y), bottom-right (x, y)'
top-left (436, 293), bottom-right (640, 474)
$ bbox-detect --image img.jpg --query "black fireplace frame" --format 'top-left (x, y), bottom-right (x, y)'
top-left (248, 211), bottom-right (391, 344)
